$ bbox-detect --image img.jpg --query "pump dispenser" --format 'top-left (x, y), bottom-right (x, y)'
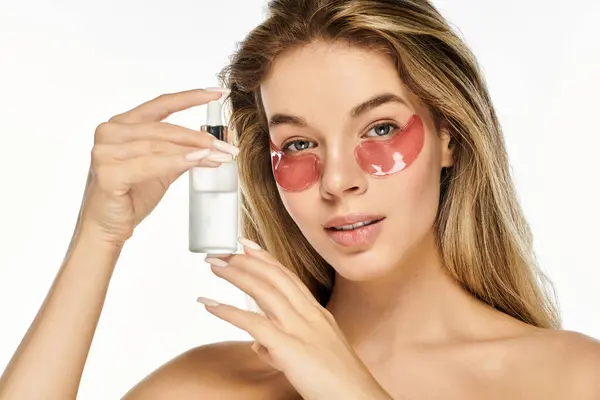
top-left (189, 99), bottom-right (239, 254)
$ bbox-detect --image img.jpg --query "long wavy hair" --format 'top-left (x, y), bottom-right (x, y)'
top-left (217, 0), bottom-right (561, 329)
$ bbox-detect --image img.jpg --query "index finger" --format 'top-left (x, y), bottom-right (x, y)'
top-left (109, 88), bottom-right (229, 124)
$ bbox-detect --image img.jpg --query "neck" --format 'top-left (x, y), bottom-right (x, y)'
top-left (325, 229), bottom-right (501, 362)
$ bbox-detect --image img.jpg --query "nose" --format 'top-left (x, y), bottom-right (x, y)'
top-left (319, 142), bottom-right (367, 200)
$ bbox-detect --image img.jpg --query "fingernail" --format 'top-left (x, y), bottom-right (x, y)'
top-left (185, 149), bottom-right (211, 161)
top-left (212, 139), bottom-right (240, 156)
top-left (205, 151), bottom-right (233, 163)
top-left (205, 257), bottom-right (229, 267)
top-left (239, 237), bottom-right (261, 250)
top-left (204, 87), bottom-right (231, 94)
top-left (197, 296), bottom-right (220, 306)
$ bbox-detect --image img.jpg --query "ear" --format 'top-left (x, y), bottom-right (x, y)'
top-left (438, 123), bottom-right (455, 169)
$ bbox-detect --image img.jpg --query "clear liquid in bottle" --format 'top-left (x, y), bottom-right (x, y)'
top-left (189, 161), bottom-right (239, 254)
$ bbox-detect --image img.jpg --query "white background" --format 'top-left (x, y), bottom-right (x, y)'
top-left (0, 0), bottom-right (598, 398)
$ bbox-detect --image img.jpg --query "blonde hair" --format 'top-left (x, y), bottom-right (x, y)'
top-left (217, 0), bottom-right (561, 329)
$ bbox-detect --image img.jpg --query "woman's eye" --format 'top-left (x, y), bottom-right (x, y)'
top-left (365, 122), bottom-right (400, 138)
top-left (283, 139), bottom-right (314, 152)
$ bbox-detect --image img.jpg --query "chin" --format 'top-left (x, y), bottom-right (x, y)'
top-left (318, 237), bottom-right (405, 282)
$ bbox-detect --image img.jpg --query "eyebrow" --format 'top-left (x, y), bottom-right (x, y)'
top-left (267, 93), bottom-right (408, 129)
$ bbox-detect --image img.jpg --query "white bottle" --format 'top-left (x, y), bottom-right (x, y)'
top-left (189, 100), bottom-right (239, 254)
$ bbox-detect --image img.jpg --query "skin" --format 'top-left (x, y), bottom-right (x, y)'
top-left (1, 42), bottom-right (599, 399)
top-left (260, 40), bottom-right (521, 370)
top-left (125, 41), bottom-right (600, 398)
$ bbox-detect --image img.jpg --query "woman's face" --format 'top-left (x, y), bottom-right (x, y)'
top-left (260, 41), bottom-right (453, 281)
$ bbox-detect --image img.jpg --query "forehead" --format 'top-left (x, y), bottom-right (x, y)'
top-left (260, 41), bottom-right (419, 124)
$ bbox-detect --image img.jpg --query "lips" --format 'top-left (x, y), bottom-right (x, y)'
top-left (324, 216), bottom-right (385, 247)
top-left (323, 214), bottom-right (386, 230)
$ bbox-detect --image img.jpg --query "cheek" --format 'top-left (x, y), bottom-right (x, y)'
top-left (278, 187), bottom-right (320, 235)
top-left (377, 138), bottom-right (442, 238)
top-left (385, 169), bottom-right (439, 220)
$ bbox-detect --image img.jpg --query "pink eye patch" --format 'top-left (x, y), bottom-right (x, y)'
top-left (270, 114), bottom-right (425, 192)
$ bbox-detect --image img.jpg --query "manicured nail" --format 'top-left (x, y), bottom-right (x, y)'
top-left (205, 257), bottom-right (228, 267)
top-left (185, 148), bottom-right (211, 161)
top-left (204, 87), bottom-right (231, 94)
top-left (197, 296), bottom-right (220, 306)
top-left (212, 139), bottom-right (240, 156)
top-left (205, 151), bottom-right (233, 163)
top-left (239, 237), bottom-right (261, 250)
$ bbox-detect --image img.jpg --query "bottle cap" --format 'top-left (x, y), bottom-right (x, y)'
top-left (206, 100), bottom-right (223, 126)
top-left (201, 99), bottom-right (228, 141)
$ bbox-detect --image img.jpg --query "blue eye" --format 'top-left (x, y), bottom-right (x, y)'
top-left (280, 121), bottom-right (400, 152)
top-left (366, 122), bottom-right (400, 138)
top-left (282, 139), bottom-right (315, 152)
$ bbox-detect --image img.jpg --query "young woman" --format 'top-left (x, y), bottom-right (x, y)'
top-left (1, 0), bottom-right (599, 399)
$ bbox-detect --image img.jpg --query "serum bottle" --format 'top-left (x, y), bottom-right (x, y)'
top-left (189, 99), bottom-right (239, 254)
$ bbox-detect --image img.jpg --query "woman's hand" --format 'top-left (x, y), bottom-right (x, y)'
top-left (199, 239), bottom-right (393, 400)
top-left (79, 88), bottom-right (239, 247)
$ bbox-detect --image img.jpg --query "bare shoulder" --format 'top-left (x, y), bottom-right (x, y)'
top-left (542, 329), bottom-right (600, 387)
top-left (512, 328), bottom-right (600, 398)
top-left (122, 340), bottom-right (284, 400)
